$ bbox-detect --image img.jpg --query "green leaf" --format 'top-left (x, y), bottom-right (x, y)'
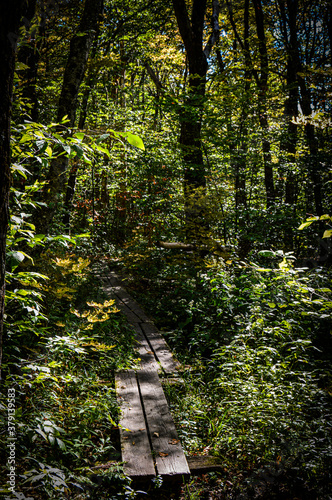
top-left (11, 163), bottom-right (30, 179)
top-left (20, 134), bottom-right (32, 144)
top-left (322, 229), bottom-right (332, 238)
top-left (97, 133), bottom-right (110, 143)
top-left (306, 216), bottom-right (319, 221)
top-left (56, 438), bottom-right (66, 450)
top-left (74, 132), bottom-right (85, 141)
top-left (120, 132), bottom-right (145, 150)
top-left (15, 61), bottom-right (30, 71)
top-left (267, 302), bottom-right (276, 308)
top-left (320, 214), bottom-right (331, 220)
top-left (95, 144), bottom-right (111, 157)
top-left (258, 250), bottom-right (275, 258)
top-left (8, 250), bottom-right (25, 263)
top-left (71, 144), bottom-right (84, 158)
top-left (298, 221), bottom-right (313, 230)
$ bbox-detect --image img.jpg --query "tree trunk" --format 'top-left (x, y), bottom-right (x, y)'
top-left (235, 0), bottom-right (250, 213)
top-left (172, 0), bottom-right (220, 243)
top-left (277, 0), bottom-right (300, 249)
top-left (36, 0), bottom-right (103, 234)
top-left (16, 0), bottom-right (40, 121)
top-left (62, 160), bottom-right (80, 228)
top-left (298, 78), bottom-right (322, 217)
top-left (252, 0), bottom-right (275, 207)
top-left (0, 0), bottom-right (36, 380)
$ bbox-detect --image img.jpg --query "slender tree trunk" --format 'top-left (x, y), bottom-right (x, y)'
top-left (0, 0), bottom-right (36, 380)
top-left (17, 1), bottom-right (40, 121)
top-left (277, 0), bottom-right (300, 249)
top-left (36, 0), bottom-right (103, 234)
top-left (62, 160), bottom-right (80, 228)
top-left (235, 0), bottom-right (250, 212)
top-left (63, 38), bottom-right (101, 229)
top-left (252, 0), bottom-right (275, 207)
top-left (298, 77), bottom-right (323, 216)
top-left (278, 0), bottom-right (299, 207)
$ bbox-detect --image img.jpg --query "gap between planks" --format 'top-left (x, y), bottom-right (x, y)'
top-left (98, 270), bottom-right (181, 375)
top-left (96, 267), bottom-right (190, 479)
top-left (116, 369), bottom-right (190, 479)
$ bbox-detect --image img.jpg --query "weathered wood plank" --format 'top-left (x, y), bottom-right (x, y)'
top-left (130, 323), bottom-right (161, 371)
top-left (186, 455), bottom-right (224, 474)
top-left (150, 344), bottom-right (180, 374)
top-left (140, 324), bottom-right (180, 373)
top-left (115, 370), bottom-right (156, 478)
top-left (122, 298), bottom-right (152, 322)
top-left (140, 322), bottom-right (160, 336)
top-left (108, 282), bottom-right (152, 322)
top-left (137, 369), bottom-right (190, 478)
top-left (115, 300), bottom-right (142, 324)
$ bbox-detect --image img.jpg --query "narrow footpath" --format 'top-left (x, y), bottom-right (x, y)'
top-left (96, 266), bottom-right (190, 482)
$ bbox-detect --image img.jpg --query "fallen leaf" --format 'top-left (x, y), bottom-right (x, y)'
top-left (153, 432), bottom-right (159, 437)
top-left (169, 439), bottom-right (180, 445)
top-left (159, 452), bottom-right (168, 457)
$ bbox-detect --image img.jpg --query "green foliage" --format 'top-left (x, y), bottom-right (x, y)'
top-left (299, 214), bottom-right (332, 239)
top-left (1, 254), bottom-right (139, 498)
top-left (125, 248), bottom-right (332, 497)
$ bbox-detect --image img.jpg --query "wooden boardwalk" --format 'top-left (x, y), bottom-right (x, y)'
top-left (97, 267), bottom-right (190, 481)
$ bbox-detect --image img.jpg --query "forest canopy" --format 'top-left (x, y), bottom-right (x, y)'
top-left (0, 0), bottom-right (331, 498)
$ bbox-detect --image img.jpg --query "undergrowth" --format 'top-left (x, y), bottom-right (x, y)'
top-left (121, 244), bottom-right (332, 499)
top-left (0, 251), bottom-right (140, 499)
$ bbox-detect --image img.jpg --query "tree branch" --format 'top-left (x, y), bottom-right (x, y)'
top-left (144, 61), bottom-right (164, 92)
top-left (203, 0), bottom-right (220, 57)
top-left (156, 240), bottom-right (232, 258)
top-left (171, 0), bottom-right (193, 51)
top-left (192, 0), bottom-right (208, 44)
top-left (225, 0), bottom-right (244, 51)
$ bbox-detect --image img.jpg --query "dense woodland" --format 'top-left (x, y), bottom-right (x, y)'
top-left (0, 0), bottom-right (332, 498)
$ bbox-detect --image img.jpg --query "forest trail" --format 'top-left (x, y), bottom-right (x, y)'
top-left (95, 266), bottom-right (190, 481)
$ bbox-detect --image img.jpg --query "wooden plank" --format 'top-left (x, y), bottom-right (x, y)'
top-left (140, 322), bottom-right (160, 335)
top-left (140, 324), bottom-right (180, 373)
top-left (131, 324), bottom-right (161, 371)
top-left (150, 344), bottom-right (180, 374)
top-left (137, 369), bottom-right (190, 478)
top-left (108, 283), bottom-right (152, 322)
top-left (186, 455), bottom-right (224, 475)
top-left (115, 370), bottom-right (156, 478)
top-left (122, 298), bottom-right (151, 322)
top-left (115, 301), bottom-right (142, 324)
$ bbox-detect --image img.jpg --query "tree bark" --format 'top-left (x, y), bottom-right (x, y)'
top-left (16, 0), bottom-right (40, 121)
top-left (37, 0), bottom-right (103, 234)
top-left (252, 0), bottom-right (275, 207)
top-left (280, 0), bottom-right (300, 249)
top-left (0, 0), bottom-right (36, 380)
top-left (277, 0), bottom-right (299, 209)
top-left (172, 0), bottom-right (220, 242)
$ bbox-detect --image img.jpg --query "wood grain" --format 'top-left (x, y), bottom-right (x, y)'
top-left (137, 369), bottom-right (190, 477)
top-left (115, 370), bottom-right (156, 478)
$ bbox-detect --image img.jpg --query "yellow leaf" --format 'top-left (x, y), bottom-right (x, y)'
top-left (70, 309), bottom-right (81, 317)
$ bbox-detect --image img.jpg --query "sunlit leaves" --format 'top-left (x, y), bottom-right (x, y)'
top-left (70, 298), bottom-right (119, 324)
